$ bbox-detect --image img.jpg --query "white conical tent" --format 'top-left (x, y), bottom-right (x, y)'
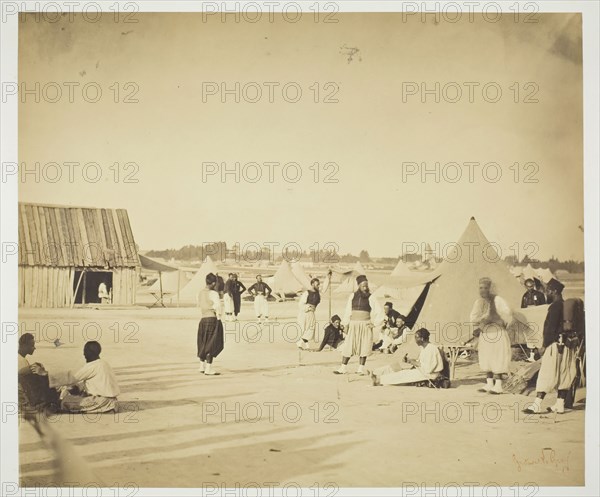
top-left (353, 261), bottom-right (367, 274)
top-left (334, 261), bottom-right (369, 294)
top-left (510, 266), bottom-right (523, 277)
top-left (291, 262), bottom-right (312, 289)
top-left (390, 258), bottom-right (413, 277)
top-left (268, 260), bottom-right (307, 296)
top-left (372, 284), bottom-right (427, 314)
top-left (412, 217), bottom-right (539, 346)
top-left (521, 264), bottom-right (538, 281)
top-left (147, 270), bottom-right (187, 295)
top-left (536, 267), bottom-right (554, 283)
top-left (178, 256), bottom-right (220, 302)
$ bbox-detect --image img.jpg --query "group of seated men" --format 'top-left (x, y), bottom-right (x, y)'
top-left (315, 302), bottom-right (449, 388)
top-left (18, 333), bottom-right (120, 415)
top-left (316, 302), bottom-right (410, 354)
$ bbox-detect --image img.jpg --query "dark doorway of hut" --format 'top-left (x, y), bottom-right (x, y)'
top-left (72, 270), bottom-right (113, 305)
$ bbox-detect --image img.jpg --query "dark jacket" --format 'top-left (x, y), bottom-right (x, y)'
top-left (542, 296), bottom-right (564, 348)
top-left (521, 289), bottom-right (546, 308)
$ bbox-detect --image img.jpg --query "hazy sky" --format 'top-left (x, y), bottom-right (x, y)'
top-left (19, 12), bottom-right (584, 260)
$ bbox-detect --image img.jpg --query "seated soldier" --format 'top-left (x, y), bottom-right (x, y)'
top-left (380, 314), bottom-right (410, 354)
top-left (57, 341), bottom-right (120, 414)
top-left (317, 315), bottom-right (345, 351)
top-left (371, 328), bottom-right (444, 386)
top-left (18, 333), bottom-right (60, 413)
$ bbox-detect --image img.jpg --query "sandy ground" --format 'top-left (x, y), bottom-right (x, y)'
top-left (18, 292), bottom-right (585, 490)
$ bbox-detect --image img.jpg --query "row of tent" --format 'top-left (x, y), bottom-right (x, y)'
top-left (140, 255), bottom-right (316, 303)
top-left (141, 251), bottom-right (442, 303)
top-left (510, 264), bottom-right (555, 284)
top-left (140, 217), bottom-right (556, 346)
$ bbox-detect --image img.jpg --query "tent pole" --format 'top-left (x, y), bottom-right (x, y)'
top-left (71, 270), bottom-right (85, 309)
top-left (328, 268), bottom-right (332, 320)
top-left (158, 271), bottom-right (164, 307)
top-left (82, 270), bottom-right (87, 305)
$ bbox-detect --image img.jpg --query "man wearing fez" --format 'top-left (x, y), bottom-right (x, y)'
top-left (524, 278), bottom-right (577, 414)
top-left (297, 274), bottom-right (330, 350)
top-left (334, 275), bottom-right (384, 375)
top-left (521, 278), bottom-right (547, 361)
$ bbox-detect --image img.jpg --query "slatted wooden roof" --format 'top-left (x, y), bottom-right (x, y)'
top-left (18, 203), bottom-right (140, 268)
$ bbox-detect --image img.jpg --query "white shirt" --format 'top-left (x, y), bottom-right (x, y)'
top-left (207, 290), bottom-right (222, 319)
top-left (72, 359), bottom-right (120, 397)
top-left (18, 354), bottom-right (30, 373)
top-left (342, 292), bottom-right (385, 328)
top-left (197, 288), bottom-right (223, 319)
top-left (418, 343), bottom-right (444, 377)
top-left (469, 295), bottom-right (513, 330)
top-left (98, 282), bottom-right (109, 299)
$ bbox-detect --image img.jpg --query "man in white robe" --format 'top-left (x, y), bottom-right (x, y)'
top-left (470, 277), bottom-right (514, 394)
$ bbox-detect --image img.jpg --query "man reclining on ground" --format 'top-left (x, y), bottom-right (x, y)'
top-left (55, 341), bottom-right (120, 414)
top-left (371, 328), bottom-right (445, 386)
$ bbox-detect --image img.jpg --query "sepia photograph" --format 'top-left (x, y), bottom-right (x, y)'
top-left (1, 2), bottom-right (599, 496)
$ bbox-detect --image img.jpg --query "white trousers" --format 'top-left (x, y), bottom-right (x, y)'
top-left (224, 294), bottom-right (234, 314)
top-left (254, 295), bottom-right (269, 318)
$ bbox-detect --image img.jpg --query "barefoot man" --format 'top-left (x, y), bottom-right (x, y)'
top-left (334, 275), bottom-right (384, 375)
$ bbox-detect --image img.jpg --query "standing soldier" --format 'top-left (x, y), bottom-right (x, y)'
top-left (470, 277), bottom-right (514, 394)
top-left (524, 279), bottom-right (578, 414)
top-left (196, 273), bottom-right (224, 376)
top-left (223, 273), bottom-right (236, 322)
top-left (334, 275), bottom-right (384, 375)
top-left (231, 273), bottom-right (246, 321)
top-left (248, 275), bottom-right (272, 323)
top-left (296, 275), bottom-right (330, 350)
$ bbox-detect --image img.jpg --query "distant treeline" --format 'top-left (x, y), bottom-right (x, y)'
top-left (504, 255), bottom-right (584, 274)
top-left (146, 242), bottom-right (228, 262)
top-left (145, 243), bottom-right (583, 273)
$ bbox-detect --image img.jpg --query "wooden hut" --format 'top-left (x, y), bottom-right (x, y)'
top-left (18, 202), bottom-right (140, 307)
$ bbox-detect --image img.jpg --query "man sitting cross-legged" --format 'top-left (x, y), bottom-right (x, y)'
top-left (56, 341), bottom-right (120, 414)
top-left (18, 333), bottom-right (60, 413)
top-left (371, 328), bottom-right (444, 386)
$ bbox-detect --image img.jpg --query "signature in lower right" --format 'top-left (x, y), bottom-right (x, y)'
top-left (513, 448), bottom-right (571, 473)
